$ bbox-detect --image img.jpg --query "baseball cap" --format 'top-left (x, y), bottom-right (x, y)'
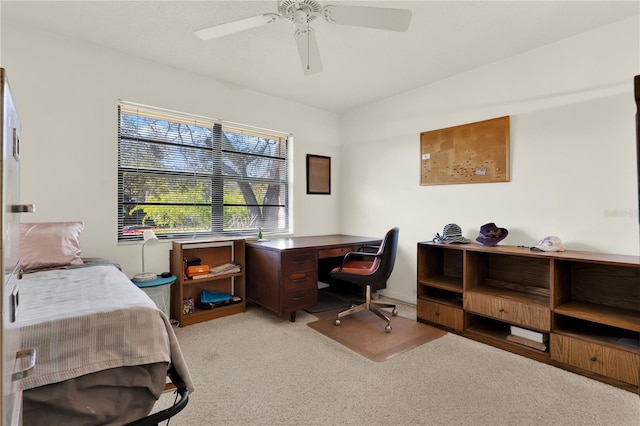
top-left (530, 236), bottom-right (565, 252)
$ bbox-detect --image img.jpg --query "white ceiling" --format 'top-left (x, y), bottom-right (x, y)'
top-left (3, 1), bottom-right (639, 113)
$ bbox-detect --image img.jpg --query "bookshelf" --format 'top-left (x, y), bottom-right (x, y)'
top-left (417, 242), bottom-right (639, 392)
top-left (170, 238), bottom-right (246, 326)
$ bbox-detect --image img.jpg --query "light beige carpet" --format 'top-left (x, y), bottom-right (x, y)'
top-left (154, 304), bottom-right (640, 425)
top-left (307, 308), bottom-right (447, 362)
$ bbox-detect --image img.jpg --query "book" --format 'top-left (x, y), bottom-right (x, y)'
top-left (506, 334), bottom-right (547, 351)
top-left (509, 325), bottom-right (547, 343)
top-left (209, 262), bottom-right (241, 276)
top-left (189, 273), bottom-right (212, 280)
top-left (196, 296), bottom-right (242, 310)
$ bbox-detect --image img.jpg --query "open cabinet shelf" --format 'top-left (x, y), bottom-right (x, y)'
top-left (170, 238), bottom-right (247, 327)
top-left (417, 241), bottom-right (640, 392)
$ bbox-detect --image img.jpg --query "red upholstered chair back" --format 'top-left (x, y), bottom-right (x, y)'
top-left (331, 227), bottom-right (399, 285)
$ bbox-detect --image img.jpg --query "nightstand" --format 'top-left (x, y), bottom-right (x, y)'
top-left (133, 275), bottom-right (176, 318)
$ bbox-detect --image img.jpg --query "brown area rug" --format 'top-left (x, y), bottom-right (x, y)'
top-left (307, 309), bottom-right (447, 362)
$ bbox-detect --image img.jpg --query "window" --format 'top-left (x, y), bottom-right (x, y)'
top-left (118, 102), bottom-right (290, 241)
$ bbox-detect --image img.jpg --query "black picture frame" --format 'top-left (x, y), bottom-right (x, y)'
top-left (306, 154), bottom-right (331, 194)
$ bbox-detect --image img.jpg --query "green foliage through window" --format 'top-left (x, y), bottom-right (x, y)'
top-left (117, 102), bottom-right (290, 240)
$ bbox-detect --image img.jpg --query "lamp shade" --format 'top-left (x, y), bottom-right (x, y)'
top-left (133, 229), bottom-right (159, 282)
top-left (143, 229), bottom-right (158, 243)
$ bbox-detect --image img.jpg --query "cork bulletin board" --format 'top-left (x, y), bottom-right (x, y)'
top-left (420, 116), bottom-right (510, 185)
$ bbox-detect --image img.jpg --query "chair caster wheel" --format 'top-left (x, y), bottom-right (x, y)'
top-left (385, 324), bottom-right (392, 333)
top-left (392, 308), bottom-right (398, 316)
top-left (334, 319), bottom-right (341, 326)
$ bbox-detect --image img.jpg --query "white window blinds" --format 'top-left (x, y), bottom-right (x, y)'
top-left (117, 102), bottom-right (290, 240)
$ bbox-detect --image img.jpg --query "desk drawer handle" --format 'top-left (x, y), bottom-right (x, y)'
top-left (291, 277), bottom-right (309, 283)
top-left (590, 356), bottom-right (597, 362)
top-left (498, 307), bottom-right (505, 313)
top-left (292, 295), bottom-right (306, 301)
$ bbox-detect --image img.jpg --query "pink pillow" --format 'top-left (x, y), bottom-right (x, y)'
top-left (20, 222), bottom-right (84, 271)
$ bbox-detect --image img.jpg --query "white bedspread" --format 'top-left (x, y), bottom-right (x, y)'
top-left (16, 265), bottom-right (194, 392)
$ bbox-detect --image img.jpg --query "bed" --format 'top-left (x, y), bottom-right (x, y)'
top-left (16, 222), bottom-right (194, 425)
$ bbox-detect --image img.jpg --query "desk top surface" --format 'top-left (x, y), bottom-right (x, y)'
top-left (246, 234), bottom-right (380, 251)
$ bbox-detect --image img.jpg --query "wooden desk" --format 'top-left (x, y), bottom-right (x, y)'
top-left (246, 235), bottom-right (381, 321)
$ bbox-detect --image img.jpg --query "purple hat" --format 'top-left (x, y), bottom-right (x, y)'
top-left (476, 223), bottom-right (508, 246)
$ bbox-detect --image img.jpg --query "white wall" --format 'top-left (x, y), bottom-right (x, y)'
top-left (1, 21), bottom-right (342, 277)
top-left (340, 16), bottom-right (640, 303)
top-left (2, 16), bottom-right (638, 305)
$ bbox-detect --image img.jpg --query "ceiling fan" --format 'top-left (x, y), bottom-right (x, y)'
top-left (194, 0), bottom-right (412, 75)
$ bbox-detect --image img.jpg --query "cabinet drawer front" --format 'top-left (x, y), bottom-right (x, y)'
top-left (283, 271), bottom-right (317, 292)
top-left (464, 292), bottom-right (550, 331)
top-left (282, 251), bottom-right (316, 272)
top-left (282, 289), bottom-right (317, 312)
top-left (550, 334), bottom-right (640, 386)
top-left (417, 300), bottom-right (463, 330)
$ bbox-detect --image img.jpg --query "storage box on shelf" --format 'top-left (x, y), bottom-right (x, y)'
top-left (170, 238), bottom-right (246, 326)
top-left (417, 242), bottom-right (639, 392)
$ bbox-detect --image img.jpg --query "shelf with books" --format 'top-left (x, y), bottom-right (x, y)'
top-left (170, 238), bottom-right (247, 327)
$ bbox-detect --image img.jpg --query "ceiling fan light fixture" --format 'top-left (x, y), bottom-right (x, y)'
top-left (292, 8), bottom-right (310, 29)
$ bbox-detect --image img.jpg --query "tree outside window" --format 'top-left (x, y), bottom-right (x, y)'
top-left (118, 103), bottom-right (290, 240)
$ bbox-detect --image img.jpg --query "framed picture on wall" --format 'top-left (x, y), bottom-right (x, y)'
top-left (306, 154), bottom-right (331, 194)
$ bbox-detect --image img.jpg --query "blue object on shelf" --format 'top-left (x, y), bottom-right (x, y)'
top-left (200, 290), bottom-right (233, 304)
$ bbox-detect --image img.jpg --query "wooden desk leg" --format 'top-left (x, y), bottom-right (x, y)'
top-left (290, 311), bottom-right (296, 322)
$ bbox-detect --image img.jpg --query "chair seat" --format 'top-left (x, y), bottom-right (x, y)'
top-left (330, 259), bottom-right (380, 275)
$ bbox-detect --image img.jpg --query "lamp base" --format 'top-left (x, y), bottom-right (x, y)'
top-left (133, 272), bottom-right (157, 282)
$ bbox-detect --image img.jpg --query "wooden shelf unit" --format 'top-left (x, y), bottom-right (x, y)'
top-left (417, 242), bottom-right (640, 392)
top-left (170, 238), bottom-right (246, 326)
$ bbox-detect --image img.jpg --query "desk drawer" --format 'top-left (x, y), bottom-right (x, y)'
top-left (283, 270), bottom-right (317, 292)
top-left (550, 334), bottom-right (640, 386)
top-left (282, 250), bottom-right (316, 273)
top-left (464, 291), bottom-right (550, 331)
top-left (282, 289), bottom-right (317, 312)
top-left (318, 246), bottom-right (353, 259)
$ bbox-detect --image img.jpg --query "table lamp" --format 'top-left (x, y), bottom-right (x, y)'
top-left (133, 229), bottom-right (159, 282)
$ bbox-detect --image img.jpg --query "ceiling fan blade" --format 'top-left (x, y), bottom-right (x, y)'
top-left (294, 27), bottom-right (322, 75)
top-left (195, 13), bottom-right (280, 40)
top-left (321, 5), bottom-right (411, 32)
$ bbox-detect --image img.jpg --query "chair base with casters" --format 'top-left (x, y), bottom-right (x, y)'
top-left (334, 284), bottom-right (398, 332)
top-left (330, 227), bottom-right (400, 333)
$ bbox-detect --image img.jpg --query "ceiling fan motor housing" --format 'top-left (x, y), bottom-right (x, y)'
top-left (279, 0), bottom-right (321, 22)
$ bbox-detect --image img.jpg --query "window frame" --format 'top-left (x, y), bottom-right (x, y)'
top-left (117, 101), bottom-right (291, 241)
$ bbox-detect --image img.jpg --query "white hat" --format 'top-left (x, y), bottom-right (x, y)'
top-left (531, 236), bottom-right (565, 252)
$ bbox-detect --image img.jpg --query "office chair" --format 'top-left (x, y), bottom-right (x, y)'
top-left (330, 227), bottom-right (399, 332)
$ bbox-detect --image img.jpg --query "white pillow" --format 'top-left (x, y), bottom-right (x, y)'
top-left (20, 222), bottom-right (84, 271)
